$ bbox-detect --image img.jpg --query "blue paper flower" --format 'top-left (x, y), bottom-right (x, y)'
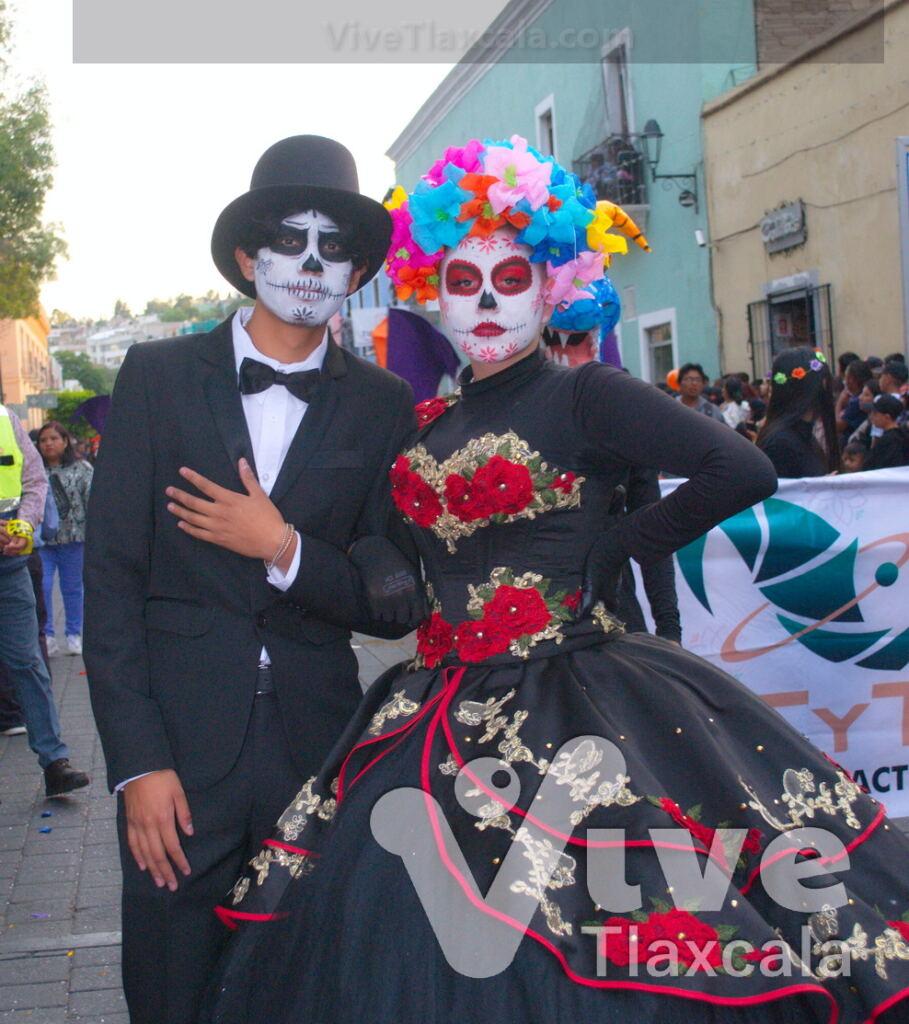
top-left (409, 179), bottom-right (472, 253)
top-left (550, 276), bottom-right (621, 333)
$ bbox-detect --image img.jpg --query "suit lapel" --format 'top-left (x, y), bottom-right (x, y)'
top-left (198, 319), bottom-right (258, 480)
top-left (269, 338), bottom-right (348, 506)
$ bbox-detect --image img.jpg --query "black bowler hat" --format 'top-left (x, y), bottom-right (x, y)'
top-left (211, 135), bottom-right (391, 299)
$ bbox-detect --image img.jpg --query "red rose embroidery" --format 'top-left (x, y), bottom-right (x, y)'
top-left (389, 456), bottom-right (442, 528)
top-left (454, 619), bottom-right (511, 662)
top-left (416, 613), bottom-right (454, 668)
top-left (550, 470), bottom-right (577, 494)
top-left (562, 589), bottom-right (582, 612)
top-left (888, 920), bottom-right (909, 942)
top-left (471, 456), bottom-right (534, 515)
top-left (742, 828), bottom-right (763, 855)
top-left (444, 473), bottom-right (495, 522)
top-left (600, 916), bottom-right (647, 967)
top-left (659, 798), bottom-right (716, 850)
top-left (415, 397), bottom-right (451, 427)
top-left (484, 585), bottom-right (551, 639)
top-left (644, 910), bottom-right (722, 969)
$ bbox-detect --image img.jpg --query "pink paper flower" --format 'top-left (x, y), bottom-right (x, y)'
top-left (425, 139), bottom-right (485, 185)
top-left (546, 251), bottom-right (606, 307)
top-left (483, 135), bottom-right (553, 214)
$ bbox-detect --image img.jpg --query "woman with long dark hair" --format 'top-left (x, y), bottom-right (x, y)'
top-left (37, 420), bottom-right (93, 655)
top-left (756, 347), bottom-right (839, 477)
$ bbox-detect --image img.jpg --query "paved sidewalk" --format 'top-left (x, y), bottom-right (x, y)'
top-left (0, 625), bottom-right (415, 1024)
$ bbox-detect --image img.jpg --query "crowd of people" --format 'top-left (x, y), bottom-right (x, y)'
top-left (668, 347), bottom-right (909, 478)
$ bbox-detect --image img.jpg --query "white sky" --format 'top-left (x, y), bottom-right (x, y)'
top-left (6, 1), bottom-right (458, 320)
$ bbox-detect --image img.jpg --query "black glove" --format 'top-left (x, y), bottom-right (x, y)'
top-left (578, 529), bottom-right (629, 619)
top-left (348, 536), bottom-right (429, 627)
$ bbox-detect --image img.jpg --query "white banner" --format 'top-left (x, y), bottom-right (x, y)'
top-left (648, 468), bottom-right (909, 815)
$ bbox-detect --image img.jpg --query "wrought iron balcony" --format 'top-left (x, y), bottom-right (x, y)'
top-left (573, 134), bottom-right (649, 208)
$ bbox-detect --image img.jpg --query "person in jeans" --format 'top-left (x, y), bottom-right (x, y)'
top-left (37, 421), bottom-right (93, 656)
top-left (0, 403), bottom-right (89, 795)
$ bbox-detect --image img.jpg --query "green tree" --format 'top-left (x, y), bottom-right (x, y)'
top-left (48, 389), bottom-right (97, 438)
top-left (0, 1), bottom-right (67, 319)
top-left (54, 351), bottom-right (115, 394)
top-left (113, 298), bottom-right (132, 319)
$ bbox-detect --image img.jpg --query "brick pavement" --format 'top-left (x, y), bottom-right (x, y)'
top-left (0, 615), bottom-right (415, 1024)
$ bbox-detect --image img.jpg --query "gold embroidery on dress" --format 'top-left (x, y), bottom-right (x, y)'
top-left (277, 776), bottom-right (338, 842)
top-left (509, 827), bottom-right (576, 937)
top-left (368, 690), bottom-right (421, 736)
top-left (248, 846), bottom-right (314, 887)
top-left (812, 922), bottom-right (909, 981)
top-left (403, 432), bottom-right (584, 552)
top-left (230, 876), bottom-right (250, 906)
top-left (438, 754), bottom-right (460, 776)
top-left (455, 690), bottom-right (550, 773)
top-left (738, 767), bottom-right (863, 833)
top-left (547, 738), bottom-right (641, 827)
top-left (592, 601), bottom-right (625, 636)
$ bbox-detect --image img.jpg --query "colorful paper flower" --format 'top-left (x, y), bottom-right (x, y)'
top-left (483, 135), bottom-right (553, 214)
top-left (383, 185), bottom-right (408, 212)
top-left (791, 366), bottom-right (807, 380)
top-left (393, 264), bottom-right (440, 304)
top-left (773, 371), bottom-right (788, 385)
top-left (546, 251), bottom-right (606, 307)
top-left (550, 277), bottom-right (621, 334)
top-left (408, 179), bottom-right (472, 254)
top-left (425, 139), bottom-right (484, 185)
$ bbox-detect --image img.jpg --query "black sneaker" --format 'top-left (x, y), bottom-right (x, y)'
top-left (44, 758), bottom-right (91, 797)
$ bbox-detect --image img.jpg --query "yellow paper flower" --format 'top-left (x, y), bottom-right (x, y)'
top-left (384, 185), bottom-right (408, 211)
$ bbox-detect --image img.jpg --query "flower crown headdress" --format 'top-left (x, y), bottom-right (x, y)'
top-left (771, 350), bottom-right (828, 385)
top-left (383, 135), bottom-right (650, 327)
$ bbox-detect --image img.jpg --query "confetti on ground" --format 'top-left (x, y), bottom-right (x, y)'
top-left (40, 810), bottom-right (53, 817)
top-left (38, 827), bottom-right (52, 833)
top-left (30, 913), bottom-right (50, 920)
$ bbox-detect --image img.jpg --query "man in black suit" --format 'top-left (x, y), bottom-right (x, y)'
top-left (84, 136), bottom-right (424, 1024)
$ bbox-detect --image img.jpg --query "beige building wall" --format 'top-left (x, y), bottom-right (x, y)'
top-left (703, 0), bottom-right (909, 376)
top-left (0, 308), bottom-right (54, 430)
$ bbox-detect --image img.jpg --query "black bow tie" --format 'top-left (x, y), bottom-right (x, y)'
top-left (238, 357), bottom-right (323, 404)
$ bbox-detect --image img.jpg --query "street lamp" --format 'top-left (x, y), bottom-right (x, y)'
top-left (640, 118), bottom-right (699, 213)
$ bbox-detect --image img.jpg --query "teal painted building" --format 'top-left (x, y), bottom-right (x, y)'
top-left (388, 0), bottom-right (759, 382)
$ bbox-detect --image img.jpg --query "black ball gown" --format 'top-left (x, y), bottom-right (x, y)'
top-left (202, 351), bottom-right (909, 1024)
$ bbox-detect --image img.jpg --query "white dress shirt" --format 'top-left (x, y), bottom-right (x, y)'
top-left (116, 309), bottom-right (326, 791)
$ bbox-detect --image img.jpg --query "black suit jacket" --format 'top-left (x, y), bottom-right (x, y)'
top-left (84, 318), bottom-right (417, 792)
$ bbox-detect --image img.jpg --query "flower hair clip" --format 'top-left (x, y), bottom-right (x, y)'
top-left (772, 350), bottom-right (827, 385)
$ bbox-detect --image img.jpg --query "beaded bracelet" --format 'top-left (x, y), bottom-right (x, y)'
top-left (264, 522), bottom-right (295, 573)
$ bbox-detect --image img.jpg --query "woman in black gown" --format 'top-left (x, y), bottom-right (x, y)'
top-left (202, 138), bottom-right (909, 1024)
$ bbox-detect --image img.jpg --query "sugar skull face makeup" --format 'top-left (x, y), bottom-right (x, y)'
top-left (254, 209), bottom-right (354, 326)
top-left (438, 229), bottom-right (548, 364)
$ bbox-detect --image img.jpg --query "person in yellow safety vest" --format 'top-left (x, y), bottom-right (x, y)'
top-left (0, 403), bottom-right (90, 796)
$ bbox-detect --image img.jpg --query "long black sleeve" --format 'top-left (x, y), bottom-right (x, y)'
top-left (575, 365), bottom-right (777, 566)
top-left (624, 465), bottom-right (681, 642)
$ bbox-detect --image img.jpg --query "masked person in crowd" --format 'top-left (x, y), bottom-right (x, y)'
top-left (84, 136), bottom-right (426, 1024)
top-left (201, 137), bottom-right (909, 1024)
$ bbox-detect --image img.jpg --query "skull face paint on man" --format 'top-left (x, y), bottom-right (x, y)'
top-left (254, 209), bottom-right (354, 326)
top-left (438, 228), bottom-right (548, 364)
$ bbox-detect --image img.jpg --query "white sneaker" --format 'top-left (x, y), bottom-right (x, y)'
top-left (1, 725), bottom-right (27, 736)
top-left (66, 635), bottom-right (82, 656)
top-left (45, 636), bottom-right (59, 656)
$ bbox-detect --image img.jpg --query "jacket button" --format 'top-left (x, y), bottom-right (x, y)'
top-left (256, 614), bottom-right (267, 629)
